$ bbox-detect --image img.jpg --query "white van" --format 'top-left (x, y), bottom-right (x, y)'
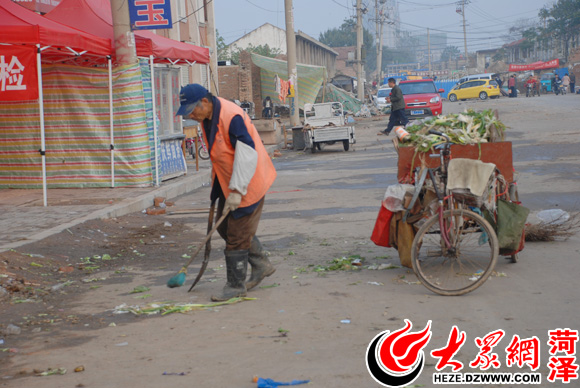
top-left (456, 73), bottom-right (494, 85)
top-left (374, 87), bottom-right (393, 109)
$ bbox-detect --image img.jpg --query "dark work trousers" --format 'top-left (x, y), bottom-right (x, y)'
top-left (216, 196), bottom-right (265, 251)
top-left (386, 109), bottom-right (409, 134)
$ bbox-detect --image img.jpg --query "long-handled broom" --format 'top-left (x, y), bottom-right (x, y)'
top-left (166, 206), bottom-right (230, 288)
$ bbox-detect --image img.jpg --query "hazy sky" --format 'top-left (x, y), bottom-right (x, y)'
top-left (215, 0), bottom-right (552, 51)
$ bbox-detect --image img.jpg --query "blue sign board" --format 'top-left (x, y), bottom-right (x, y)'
top-left (159, 138), bottom-right (187, 180)
top-left (129, 0), bottom-right (172, 31)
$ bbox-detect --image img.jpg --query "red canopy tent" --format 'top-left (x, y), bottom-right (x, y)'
top-left (0, 0), bottom-right (111, 63)
top-left (0, 0), bottom-right (113, 206)
top-left (45, 0), bottom-right (210, 65)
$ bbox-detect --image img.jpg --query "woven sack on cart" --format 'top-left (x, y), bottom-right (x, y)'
top-left (496, 199), bottom-right (529, 253)
top-left (388, 212), bottom-right (415, 268)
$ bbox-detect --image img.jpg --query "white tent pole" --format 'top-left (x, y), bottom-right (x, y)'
top-left (150, 55), bottom-right (159, 186)
top-left (108, 56), bottom-right (115, 188)
top-left (36, 44), bottom-right (47, 207)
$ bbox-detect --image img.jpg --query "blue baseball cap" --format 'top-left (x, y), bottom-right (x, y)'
top-left (176, 84), bottom-right (209, 116)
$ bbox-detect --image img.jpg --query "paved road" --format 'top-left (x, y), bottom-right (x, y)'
top-left (2, 93), bottom-right (579, 387)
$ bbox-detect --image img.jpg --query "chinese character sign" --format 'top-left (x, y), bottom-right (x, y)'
top-left (129, 0), bottom-right (172, 30)
top-left (0, 46), bottom-right (38, 102)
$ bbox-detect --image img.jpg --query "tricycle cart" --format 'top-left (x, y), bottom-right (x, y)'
top-left (373, 113), bottom-right (527, 296)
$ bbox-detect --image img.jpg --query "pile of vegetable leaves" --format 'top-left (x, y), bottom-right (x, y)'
top-left (403, 109), bottom-right (506, 152)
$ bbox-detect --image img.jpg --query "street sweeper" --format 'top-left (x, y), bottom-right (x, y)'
top-left (172, 84), bottom-right (277, 301)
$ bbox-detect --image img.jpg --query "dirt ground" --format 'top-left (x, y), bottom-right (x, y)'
top-left (1, 95), bottom-right (579, 388)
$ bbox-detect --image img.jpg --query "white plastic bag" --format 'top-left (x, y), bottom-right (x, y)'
top-left (382, 184), bottom-right (415, 212)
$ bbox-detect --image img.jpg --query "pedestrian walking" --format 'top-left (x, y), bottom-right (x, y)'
top-left (570, 72), bottom-right (576, 94)
top-left (377, 77), bottom-right (408, 136)
top-left (562, 73), bottom-right (571, 94)
top-left (177, 84), bottom-right (277, 301)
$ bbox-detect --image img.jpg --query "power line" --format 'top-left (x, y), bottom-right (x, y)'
top-left (243, 0), bottom-right (282, 13)
top-left (173, 0), bottom-right (213, 25)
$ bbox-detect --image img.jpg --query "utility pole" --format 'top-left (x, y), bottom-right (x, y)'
top-left (356, 0), bottom-right (364, 101)
top-left (375, 0), bottom-right (386, 86)
top-left (110, 0), bottom-right (138, 65)
top-left (284, 0), bottom-right (299, 126)
top-left (427, 28), bottom-right (431, 76)
top-left (461, 0), bottom-right (468, 67)
top-left (205, 0), bottom-right (218, 94)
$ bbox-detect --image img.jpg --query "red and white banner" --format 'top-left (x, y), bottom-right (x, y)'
top-left (0, 46), bottom-right (38, 102)
top-left (509, 59), bottom-right (559, 72)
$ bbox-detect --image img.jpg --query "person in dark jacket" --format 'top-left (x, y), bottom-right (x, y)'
top-left (378, 78), bottom-right (408, 135)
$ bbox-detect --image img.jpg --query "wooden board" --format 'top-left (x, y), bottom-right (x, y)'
top-left (397, 142), bottom-right (514, 183)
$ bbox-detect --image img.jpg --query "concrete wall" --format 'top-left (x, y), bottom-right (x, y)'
top-left (227, 23), bottom-right (287, 56)
top-left (296, 32), bottom-right (337, 79)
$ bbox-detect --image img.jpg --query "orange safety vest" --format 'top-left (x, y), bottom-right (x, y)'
top-left (200, 97), bottom-right (277, 207)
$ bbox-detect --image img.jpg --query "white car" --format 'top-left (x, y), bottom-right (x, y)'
top-left (375, 87), bottom-right (392, 110)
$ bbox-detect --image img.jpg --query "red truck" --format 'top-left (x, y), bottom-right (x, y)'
top-left (398, 79), bottom-right (444, 118)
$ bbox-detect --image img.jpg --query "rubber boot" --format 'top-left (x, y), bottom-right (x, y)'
top-left (246, 236), bottom-right (276, 291)
top-left (211, 250), bottom-right (248, 302)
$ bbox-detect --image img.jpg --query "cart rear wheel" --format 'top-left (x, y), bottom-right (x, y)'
top-left (411, 209), bottom-right (499, 296)
top-left (343, 140), bottom-right (349, 151)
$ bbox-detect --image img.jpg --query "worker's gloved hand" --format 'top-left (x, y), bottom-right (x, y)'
top-left (225, 192), bottom-right (242, 212)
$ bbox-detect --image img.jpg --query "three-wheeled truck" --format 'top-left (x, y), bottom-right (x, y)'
top-left (302, 102), bottom-right (355, 153)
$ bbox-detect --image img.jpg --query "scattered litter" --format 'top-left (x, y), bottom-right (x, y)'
top-left (367, 281), bottom-right (384, 286)
top-left (367, 263), bottom-right (400, 270)
top-left (0, 339), bottom-right (3, 345)
top-left (51, 281), bottom-right (74, 292)
top-left (351, 258), bottom-right (362, 266)
top-left (181, 254), bottom-right (191, 259)
top-left (164, 222), bottom-right (172, 227)
top-left (113, 297), bottom-right (256, 316)
top-left (259, 283), bottom-right (279, 289)
top-left (74, 366), bottom-right (85, 373)
top-left (340, 319), bottom-right (351, 324)
top-left (115, 342), bottom-right (128, 347)
top-left (494, 272), bottom-right (507, 277)
top-left (134, 294), bottom-right (153, 299)
top-left (163, 372), bottom-right (186, 376)
top-left (2, 324), bottom-right (21, 335)
top-left (129, 286), bottom-right (150, 294)
top-left (109, 323), bottom-right (116, 327)
top-left (31, 327), bottom-right (41, 333)
top-left (257, 377), bottom-right (310, 388)
top-left (82, 277), bottom-right (107, 283)
top-left (160, 235), bottom-right (165, 239)
top-left (30, 262), bottom-right (43, 267)
top-left (295, 351), bottom-right (303, 354)
top-left (537, 209), bottom-right (570, 225)
top-left (35, 368), bottom-right (67, 376)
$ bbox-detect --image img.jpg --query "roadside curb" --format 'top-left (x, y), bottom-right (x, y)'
top-left (0, 170), bottom-right (212, 253)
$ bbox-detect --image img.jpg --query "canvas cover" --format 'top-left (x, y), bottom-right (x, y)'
top-left (0, 0), bottom-right (111, 63)
top-left (46, 0), bottom-right (210, 64)
top-left (251, 53), bottom-right (326, 109)
top-left (0, 63), bottom-right (152, 188)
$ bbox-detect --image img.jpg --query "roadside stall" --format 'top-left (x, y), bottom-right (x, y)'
top-left (372, 110), bottom-right (528, 296)
top-left (46, 0), bottom-right (210, 184)
top-left (0, 0), bottom-right (115, 206)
